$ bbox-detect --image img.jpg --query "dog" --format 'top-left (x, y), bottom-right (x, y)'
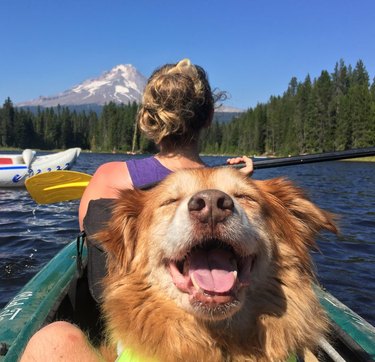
top-left (97, 167), bottom-right (337, 361)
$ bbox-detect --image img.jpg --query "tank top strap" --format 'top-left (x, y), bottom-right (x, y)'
top-left (126, 156), bottom-right (172, 188)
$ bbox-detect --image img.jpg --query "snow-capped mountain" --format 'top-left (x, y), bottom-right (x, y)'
top-left (17, 64), bottom-right (147, 107)
top-left (216, 104), bottom-right (243, 113)
top-left (17, 64), bottom-right (244, 115)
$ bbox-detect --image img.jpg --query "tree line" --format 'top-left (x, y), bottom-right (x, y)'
top-left (1, 59), bottom-right (374, 155)
top-left (201, 59), bottom-right (375, 155)
top-left (0, 101), bottom-right (142, 152)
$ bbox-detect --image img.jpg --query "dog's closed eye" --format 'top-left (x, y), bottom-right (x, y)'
top-left (233, 193), bottom-right (257, 203)
top-left (160, 198), bottom-right (180, 207)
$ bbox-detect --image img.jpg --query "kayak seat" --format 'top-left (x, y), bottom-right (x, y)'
top-left (82, 182), bottom-right (158, 304)
top-left (83, 198), bottom-right (115, 303)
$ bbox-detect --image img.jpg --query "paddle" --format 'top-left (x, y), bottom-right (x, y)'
top-left (25, 170), bottom-right (92, 204)
top-left (25, 147), bottom-right (375, 204)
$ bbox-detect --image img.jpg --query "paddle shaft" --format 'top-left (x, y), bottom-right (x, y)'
top-left (236, 146), bottom-right (375, 170)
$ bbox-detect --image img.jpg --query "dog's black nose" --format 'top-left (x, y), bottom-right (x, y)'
top-left (188, 189), bottom-right (234, 224)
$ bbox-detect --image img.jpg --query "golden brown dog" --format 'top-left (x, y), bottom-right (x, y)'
top-left (98, 168), bottom-right (337, 362)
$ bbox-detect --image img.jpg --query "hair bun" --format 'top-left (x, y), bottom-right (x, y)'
top-left (167, 58), bottom-right (198, 79)
top-left (138, 60), bottom-right (215, 144)
top-left (167, 58), bottom-right (191, 73)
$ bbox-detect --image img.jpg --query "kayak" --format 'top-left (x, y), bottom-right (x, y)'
top-left (0, 240), bottom-right (374, 361)
top-left (0, 148), bottom-right (81, 187)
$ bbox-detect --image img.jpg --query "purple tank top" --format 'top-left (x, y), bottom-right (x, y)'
top-left (126, 156), bottom-right (173, 188)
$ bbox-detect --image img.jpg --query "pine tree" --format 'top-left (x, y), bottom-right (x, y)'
top-left (331, 60), bottom-right (350, 150)
top-left (250, 106), bottom-right (267, 155)
top-left (294, 75), bottom-right (312, 153)
top-left (59, 107), bottom-right (74, 148)
top-left (349, 60), bottom-right (372, 148)
top-left (1, 98), bottom-right (15, 147)
top-left (265, 96), bottom-right (281, 154)
top-left (305, 85), bottom-right (322, 152)
top-left (14, 109), bottom-right (36, 148)
top-left (316, 70), bottom-right (333, 151)
top-left (369, 77), bottom-right (375, 145)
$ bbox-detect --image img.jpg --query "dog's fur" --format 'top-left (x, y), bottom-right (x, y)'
top-left (98, 168), bottom-right (337, 362)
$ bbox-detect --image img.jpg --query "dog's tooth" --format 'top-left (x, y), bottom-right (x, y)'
top-left (232, 271), bottom-right (238, 280)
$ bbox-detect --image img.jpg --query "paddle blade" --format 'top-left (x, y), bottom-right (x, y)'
top-left (25, 170), bottom-right (92, 204)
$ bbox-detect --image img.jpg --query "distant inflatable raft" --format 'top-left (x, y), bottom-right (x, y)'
top-left (0, 148), bottom-right (81, 187)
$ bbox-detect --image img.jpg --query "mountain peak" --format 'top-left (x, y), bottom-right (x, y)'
top-left (106, 64), bottom-right (139, 79)
top-left (17, 64), bottom-right (147, 107)
top-left (112, 64), bottom-right (136, 72)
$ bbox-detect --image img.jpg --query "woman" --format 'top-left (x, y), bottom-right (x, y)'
top-left (21, 59), bottom-right (253, 361)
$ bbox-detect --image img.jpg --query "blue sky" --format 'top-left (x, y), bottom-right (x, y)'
top-left (1, 0), bottom-right (375, 110)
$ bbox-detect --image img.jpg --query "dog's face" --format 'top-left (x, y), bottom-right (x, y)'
top-left (101, 168), bottom-right (337, 325)
top-left (143, 169), bottom-right (273, 321)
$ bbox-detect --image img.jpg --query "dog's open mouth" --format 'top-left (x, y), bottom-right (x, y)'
top-left (168, 239), bottom-right (254, 305)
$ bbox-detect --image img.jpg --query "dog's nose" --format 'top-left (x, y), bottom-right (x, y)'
top-left (188, 189), bottom-right (234, 224)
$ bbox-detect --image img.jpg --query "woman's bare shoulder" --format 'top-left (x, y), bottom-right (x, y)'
top-left (93, 161), bottom-right (132, 189)
top-left (94, 161), bottom-right (124, 175)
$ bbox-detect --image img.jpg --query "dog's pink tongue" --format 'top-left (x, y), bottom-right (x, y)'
top-left (188, 248), bottom-right (237, 293)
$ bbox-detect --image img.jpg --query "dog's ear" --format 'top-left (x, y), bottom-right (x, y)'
top-left (96, 188), bottom-right (144, 273)
top-left (255, 177), bottom-right (338, 249)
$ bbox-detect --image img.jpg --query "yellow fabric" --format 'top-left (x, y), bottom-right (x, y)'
top-left (116, 348), bottom-right (296, 362)
top-left (116, 348), bottom-right (158, 362)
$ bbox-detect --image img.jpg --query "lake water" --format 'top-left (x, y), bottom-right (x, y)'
top-left (0, 152), bottom-right (374, 326)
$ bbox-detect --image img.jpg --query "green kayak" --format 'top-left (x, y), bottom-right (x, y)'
top-left (0, 240), bottom-right (374, 361)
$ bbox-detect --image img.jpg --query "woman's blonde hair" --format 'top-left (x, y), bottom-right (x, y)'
top-left (138, 59), bottom-right (219, 145)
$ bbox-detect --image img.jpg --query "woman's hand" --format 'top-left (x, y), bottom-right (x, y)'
top-left (226, 155), bottom-right (254, 176)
